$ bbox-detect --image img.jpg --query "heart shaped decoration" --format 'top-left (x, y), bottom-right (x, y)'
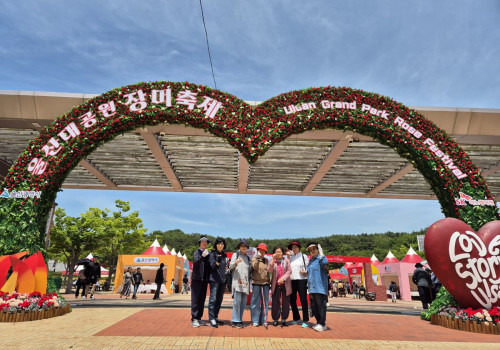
top-left (425, 218), bottom-right (500, 309)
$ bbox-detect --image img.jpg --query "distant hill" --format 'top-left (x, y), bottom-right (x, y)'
top-left (146, 228), bottom-right (426, 263)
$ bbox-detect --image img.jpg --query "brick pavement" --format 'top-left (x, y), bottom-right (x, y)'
top-left (0, 293), bottom-right (498, 349)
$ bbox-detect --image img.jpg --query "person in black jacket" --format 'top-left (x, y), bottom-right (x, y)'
top-left (412, 262), bottom-right (432, 309)
top-left (132, 267), bottom-right (144, 299)
top-left (87, 256), bottom-right (101, 299)
top-left (153, 263), bottom-right (165, 300)
top-left (191, 236), bottom-right (211, 327)
top-left (207, 238), bottom-right (228, 328)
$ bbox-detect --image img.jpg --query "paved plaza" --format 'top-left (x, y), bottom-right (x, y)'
top-left (0, 293), bottom-right (498, 349)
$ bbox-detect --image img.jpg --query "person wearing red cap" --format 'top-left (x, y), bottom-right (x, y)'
top-left (287, 241), bottom-right (310, 327)
top-left (250, 243), bottom-right (271, 328)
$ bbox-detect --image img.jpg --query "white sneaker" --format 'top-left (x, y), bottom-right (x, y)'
top-left (312, 324), bottom-right (321, 331)
top-left (81, 296), bottom-right (86, 299)
top-left (192, 320), bottom-right (200, 327)
top-left (315, 325), bottom-right (328, 332)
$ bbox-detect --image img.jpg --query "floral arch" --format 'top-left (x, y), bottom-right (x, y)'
top-left (0, 81), bottom-right (498, 254)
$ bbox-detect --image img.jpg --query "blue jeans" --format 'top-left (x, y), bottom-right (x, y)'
top-left (232, 291), bottom-right (248, 323)
top-left (208, 282), bottom-right (225, 321)
top-left (250, 284), bottom-right (270, 325)
top-left (132, 283), bottom-right (140, 298)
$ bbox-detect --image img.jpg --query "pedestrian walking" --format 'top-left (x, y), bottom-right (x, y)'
top-left (120, 267), bottom-right (134, 299)
top-left (132, 267), bottom-right (144, 299)
top-left (181, 274), bottom-right (189, 294)
top-left (389, 281), bottom-right (398, 303)
top-left (229, 239), bottom-right (251, 328)
top-left (74, 270), bottom-right (86, 298)
top-left (430, 270), bottom-right (442, 299)
top-left (153, 263), bottom-right (165, 300)
top-left (191, 236), bottom-right (211, 327)
top-left (84, 256), bottom-right (101, 299)
top-left (352, 281), bottom-right (359, 299)
top-left (412, 262), bottom-right (432, 309)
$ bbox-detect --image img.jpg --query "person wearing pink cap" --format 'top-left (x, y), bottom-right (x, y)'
top-left (250, 243), bottom-right (271, 328)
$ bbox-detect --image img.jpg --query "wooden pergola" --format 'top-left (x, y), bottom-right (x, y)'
top-left (1, 90), bottom-right (499, 199)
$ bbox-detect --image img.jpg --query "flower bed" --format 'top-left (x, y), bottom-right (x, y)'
top-left (430, 305), bottom-right (500, 335)
top-left (0, 291), bottom-right (70, 322)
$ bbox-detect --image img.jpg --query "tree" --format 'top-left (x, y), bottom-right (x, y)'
top-left (47, 208), bottom-right (106, 293)
top-left (94, 200), bottom-right (148, 282)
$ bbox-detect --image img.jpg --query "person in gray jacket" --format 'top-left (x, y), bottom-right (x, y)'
top-left (229, 239), bottom-right (251, 328)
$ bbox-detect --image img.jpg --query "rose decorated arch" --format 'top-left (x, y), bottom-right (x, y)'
top-left (0, 81), bottom-right (498, 255)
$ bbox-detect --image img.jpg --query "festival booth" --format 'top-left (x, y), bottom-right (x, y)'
top-left (113, 240), bottom-right (184, 294)
top-left (345, 262), bottom-right (364, 286)
top-left (378, 248), bottom-right (423, 301)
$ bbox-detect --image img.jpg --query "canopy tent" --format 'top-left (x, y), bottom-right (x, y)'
top-left (330, 272), bottom-right (349, 280)
top-left (62, 265), bottom-right (109, 276)
top-left (381, 250), bottom-right (399, 264)
top-left (142, 239), bottom-right (166, 256)
top-left (113, 254), bottom-right (184, 294)
top-left (401, 247), bottom-right (423, 264)
top-left (338, 266), bottom-right (349, 276)
top-left (162, 244), bottom-right (170, 254)
top-left (370, 254), bottom-right (380, 266)
top-left (378, 260), bottom-right (421, 301)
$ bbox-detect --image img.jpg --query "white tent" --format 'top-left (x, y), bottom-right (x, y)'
top-left (162, 244), bottom-right (170, 254)
top-left (63, 265), bottom-right (109, 276)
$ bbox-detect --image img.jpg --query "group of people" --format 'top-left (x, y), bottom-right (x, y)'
top-left (189, 236), bottom-right (330, 332)
top-left (118, 266), bottom-right (147, 299)
top-left (74, 256), bottom-right (102, 299)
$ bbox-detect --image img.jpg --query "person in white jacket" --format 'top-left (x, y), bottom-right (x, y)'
top-left (229, 240), bottom-right (251, 328)
top-left (287, 241), bottom-right (310, 328)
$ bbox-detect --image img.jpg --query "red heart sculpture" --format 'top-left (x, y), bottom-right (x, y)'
top-left (425, 218), bottom-right (500, 309)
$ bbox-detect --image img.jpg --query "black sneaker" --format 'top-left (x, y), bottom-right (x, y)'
top-left (273, 320), bottom-right (279, 327)
top-left (215, 319), bottom-right (224, 325)
top-left (235, 322), bottom-right (244, 329)
top-left (282, 321), bottom-right (288, 326)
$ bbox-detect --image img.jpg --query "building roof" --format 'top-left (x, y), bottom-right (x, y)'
top-left (1, 90), bottom-right (499, 199)
top-left (401, 247), bottom-right (423, 264)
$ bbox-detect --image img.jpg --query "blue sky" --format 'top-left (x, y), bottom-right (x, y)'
top-left (2, 1), bottom-right (499, 238)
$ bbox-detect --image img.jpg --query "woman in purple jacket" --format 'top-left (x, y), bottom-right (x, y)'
top-left (267, 246), bottom-right (292, 326)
